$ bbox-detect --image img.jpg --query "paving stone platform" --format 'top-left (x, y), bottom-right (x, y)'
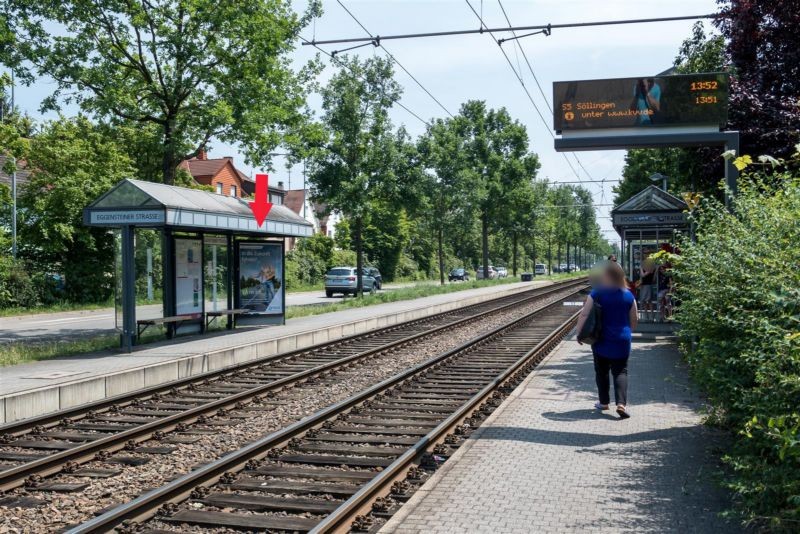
top-left (381, 335), bottom-right (741, 534)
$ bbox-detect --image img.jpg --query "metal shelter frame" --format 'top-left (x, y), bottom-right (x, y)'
top-left (610, 184), bottom-right (689, 281)
top-left (84, 179), bottom-right (314, 351)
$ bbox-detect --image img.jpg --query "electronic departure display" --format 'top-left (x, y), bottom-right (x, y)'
top-left (553, 72), bottom-right (729, 132)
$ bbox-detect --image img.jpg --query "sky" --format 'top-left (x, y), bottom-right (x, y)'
top-left (10, 0), bottom-right (721, 241)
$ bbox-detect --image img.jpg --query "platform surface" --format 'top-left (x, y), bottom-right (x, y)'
top-left (0, 281), bottom-right (543, 400)
top-left (382, 336), bottom-right (741, 534)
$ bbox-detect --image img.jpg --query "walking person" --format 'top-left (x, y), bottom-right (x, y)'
top-left (576, 261), bottom-right (638, 419)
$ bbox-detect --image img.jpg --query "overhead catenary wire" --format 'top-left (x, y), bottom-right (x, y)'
top-left (301, 36), bottom-right (430, 127)
top-left (335, 0), bottom-right (454, 118)
top-left (495, 0), bottom-right (600, 191)
top-left (463, 0), bottom-right (584, 184)
top-left (302, 13), bottom-right (717, 47)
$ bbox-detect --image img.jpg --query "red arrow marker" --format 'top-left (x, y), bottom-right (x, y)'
top-left (249, 173), bottom-right (273, 227)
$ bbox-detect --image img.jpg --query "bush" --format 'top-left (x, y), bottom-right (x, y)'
top-left (673, 162), bottom-right (800, 529)
top-left (0, 257), bottom-right (57, 308)
top-left (331, 248), bottom-right (356, 267)
top-left (285, 235), bottom-right (339, 290)
top-left (395, 253), bottom-right (423, 280)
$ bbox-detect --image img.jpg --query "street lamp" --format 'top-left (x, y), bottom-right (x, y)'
top-left (650, 172), bottom-right (668, 191)
top-left (268, 152), bottom-right (306, 219)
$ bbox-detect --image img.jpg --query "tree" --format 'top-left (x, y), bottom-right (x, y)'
top-left (716, 0), bottom-right (800, 162)
top-left (453, 101), bottom-right (538, 279)
top-left (2, 0), bottom-right (321, 184)
top-left (419, 116), bottom-right (478, 284)
top-left (18, 116), bottom-right (135, 302)
top-left (307, 56), bottom-right (403, 296)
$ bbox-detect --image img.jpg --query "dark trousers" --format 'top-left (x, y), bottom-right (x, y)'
top-left (593, 354), bottom-right (628, 406)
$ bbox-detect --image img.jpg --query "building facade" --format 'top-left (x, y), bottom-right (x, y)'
top-left (179, 150), bottom-right (285, 205)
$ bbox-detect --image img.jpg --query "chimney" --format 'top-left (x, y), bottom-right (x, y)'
top-left (197, 148), bottom-right (207, 160)
top-left (277, 181), bottom-right (284, 189)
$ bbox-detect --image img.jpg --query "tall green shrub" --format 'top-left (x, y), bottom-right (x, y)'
top-left (674, 156), bottom-right (800, 529)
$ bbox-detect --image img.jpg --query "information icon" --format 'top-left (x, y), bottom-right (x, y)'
top-left (564, 111), bottom-right (575, 121)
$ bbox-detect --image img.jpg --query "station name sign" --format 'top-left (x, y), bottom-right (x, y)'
top-left (553, 72), bottom-right (729, 132)
top-left (613, 212), bottom-right (687, 227)
top-left (87, 209), bottom-right (166, 226)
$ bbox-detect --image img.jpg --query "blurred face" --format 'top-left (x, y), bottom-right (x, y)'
top-left (601, 269), bottom-right (616, 287)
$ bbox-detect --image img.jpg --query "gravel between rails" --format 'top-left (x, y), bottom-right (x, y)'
top-left (0, 294), bottom-right (568, 533)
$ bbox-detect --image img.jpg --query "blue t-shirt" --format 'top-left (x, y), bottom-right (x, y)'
top-left (590, 286), bottom-right (634, 359)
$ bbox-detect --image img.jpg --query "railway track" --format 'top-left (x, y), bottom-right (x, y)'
top-left (0, 278), bottom-right (585, 494)
top-left (69, 285), bottom-right (585, 533)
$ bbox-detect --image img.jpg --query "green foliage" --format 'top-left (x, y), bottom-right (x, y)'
top-left (18, 116), bottom-right (135, 302)
top-left (2, 0), bottom-right (321, 183)
top-left (674, 158), bottom-right (800, 528)
top-left (308, 55), bottom-right (410, 294)
top-left (284, 234), bottom-right (334, 290)
top-left (0, 257), bottom-right (55, 308)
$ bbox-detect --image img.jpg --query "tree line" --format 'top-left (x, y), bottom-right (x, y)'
top-left (0, 0), bottom-right (609, 306)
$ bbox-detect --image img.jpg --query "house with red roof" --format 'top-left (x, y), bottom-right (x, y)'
top-left (178, 150), bottom-right (285, 205)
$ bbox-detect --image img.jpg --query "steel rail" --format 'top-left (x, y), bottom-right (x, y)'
top-left (67, 287), bottom-right (584, 533)
top-left (302, 14), bottom-right (717, 46)
top-left (313, 310), bottom-right (578, 532)
top-left (0, 279), bottom-right (586, 492)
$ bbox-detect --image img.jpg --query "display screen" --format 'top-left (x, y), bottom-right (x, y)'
top-left (553, 72), bottom-right (729, 132)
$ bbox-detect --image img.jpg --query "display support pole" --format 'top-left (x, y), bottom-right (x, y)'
top-left (162, 230), bottom-right (176, 319)
top-left (120, 225), bottom-right (136, 352)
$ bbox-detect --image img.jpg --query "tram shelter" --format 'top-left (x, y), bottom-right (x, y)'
top-left (84, 179), bottom-right (314, 351)
top-left (611, 184), bottom-right (688, 279)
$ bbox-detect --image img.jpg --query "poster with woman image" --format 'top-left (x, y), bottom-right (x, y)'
top-left (238, 242), bottom-right (283, 315)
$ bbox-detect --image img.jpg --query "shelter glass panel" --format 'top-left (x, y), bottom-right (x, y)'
top-left (204, 236), bottom-right (229, 315)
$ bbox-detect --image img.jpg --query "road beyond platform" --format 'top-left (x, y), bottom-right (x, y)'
top-left (381, 335), bottom-right (741, 534)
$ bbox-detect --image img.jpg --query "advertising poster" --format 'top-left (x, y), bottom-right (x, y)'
top-left (175, 238), bottom-right (203, 317)
top-left (238, 242), bottom-right (283, 316)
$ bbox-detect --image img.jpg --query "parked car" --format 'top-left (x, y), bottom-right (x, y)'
top-left (324, 267), bottom-right (377, 297)
top-left (366, 267), bottom-right (382, 289)
top-left (495, 266), bottom-right (508, 278)
top-left (448, 268), bottom-right (469, 282)
top-left (476, 266), bottom-right (498, 280)
top-left (568, 264), bottom-right (579, 272)
top-left (557, 263), bottom-right (569, 273)
top-left (534, 264), bottom-right (547, 276)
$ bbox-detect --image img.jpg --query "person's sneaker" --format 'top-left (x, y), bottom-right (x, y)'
top-left (616, 405), bottom-right (631, 419)
top-left (594, 402), bottom-right (609, 411)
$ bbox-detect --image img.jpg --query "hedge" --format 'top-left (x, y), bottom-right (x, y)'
top-left (672, 161), bottom-right (800, 529)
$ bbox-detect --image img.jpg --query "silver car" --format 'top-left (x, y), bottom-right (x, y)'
top-left (476, 266), bottom-right (498, 280)
top-left (324, 267), bottom-right (377, 297)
